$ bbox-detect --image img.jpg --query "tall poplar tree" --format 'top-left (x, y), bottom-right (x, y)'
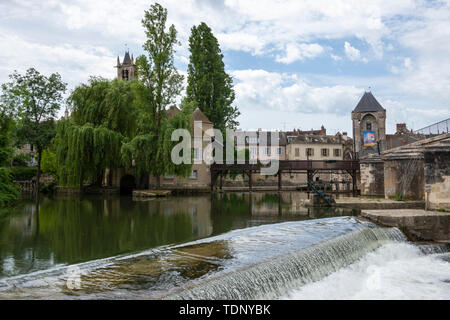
top-left (187, 22), bottom-right (240, 131)
top-left (123, 3), bottom-right (184, 186)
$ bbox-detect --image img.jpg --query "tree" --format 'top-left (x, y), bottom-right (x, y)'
top-left (1, 68), bottom-right (67, 196)
top-left (55, 77), bottom-right (135, 188)
top-left (125, 3), bottom-right (184, 186)
top-left (0, 103), bottom-right (18, 206)
top-left (187, 22), bottom-right (240, 131)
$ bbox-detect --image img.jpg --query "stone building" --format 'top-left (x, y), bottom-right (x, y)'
top-left (235, 130), bottom-right (288, 161)
top-left (285, 126), bottom-right (327, 143)
top-left (116, 51), bottom-right (137, 81)
top-left (351, 91), bottom-right (387, 158)
top-left (381, 133), bottom-right (450, 204)
top-left (286, 134), bottom-right (344, 161)
top-left (149, 106), bottom-right (215, 190)
top-left (386, 123), bottom-right (424, 150)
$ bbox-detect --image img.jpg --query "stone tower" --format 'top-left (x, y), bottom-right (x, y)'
top-left (116, 51), bottom-right (137, 81)
top-left (351, 91), bottom-right (386, 158)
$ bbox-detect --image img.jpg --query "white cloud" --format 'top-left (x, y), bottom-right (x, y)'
top-left (344, 42), bottom-right (367, 62)
top-left (231, 69), bottom-right (362, 116)
top-left (276, 43), bottom-right (325, 64)
top-left (331, 54), bottom-right (342, 61)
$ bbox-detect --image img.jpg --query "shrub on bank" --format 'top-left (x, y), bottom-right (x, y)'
top-left (10, 167), bottom-right (37, 181)
top-left (0, 167), bottom-right (19, 207)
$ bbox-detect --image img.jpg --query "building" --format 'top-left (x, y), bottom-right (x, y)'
top-left (286, 134), bottom-right (344, 161)
top-left (151, 106), bottom-right (215, 189)
top-left (285, 126), bottom-right (326, 143)
top-left (351, 91), bottom-right (387, 158)
top-left (235, 130), bottom-right (288, 161)
top-left (386, 123), bottom-right (424, 150)
top-left (116, 51), bottom-right (137, 81)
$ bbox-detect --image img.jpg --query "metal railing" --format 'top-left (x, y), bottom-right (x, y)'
top-left (414, 118), bottom-right (450, 136)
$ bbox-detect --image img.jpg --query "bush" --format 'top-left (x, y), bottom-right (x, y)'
top-left (10, 167), bottom-right (37, 181)
top-left (12, 153), bottom-right (32, 167)
top-left (41, 181), bottom-right (57, 194)
top-left (0, 167), bottom-right (18, 207)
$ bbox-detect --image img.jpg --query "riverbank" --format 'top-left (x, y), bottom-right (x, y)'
top-left (361, 209), bottom-right (450, 242)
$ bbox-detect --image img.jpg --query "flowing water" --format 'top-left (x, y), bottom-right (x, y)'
top-left (0, 192), bottom-right (448, 299)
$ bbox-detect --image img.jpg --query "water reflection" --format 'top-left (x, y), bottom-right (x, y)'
top-left (0, 192), bottom-right (358, 279)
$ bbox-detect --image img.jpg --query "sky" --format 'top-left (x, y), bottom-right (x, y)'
top-left (1, 0), bottom-right (449, 136)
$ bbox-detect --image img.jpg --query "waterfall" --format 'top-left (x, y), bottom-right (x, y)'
top-left (165, 227), bottom-right (406, 300)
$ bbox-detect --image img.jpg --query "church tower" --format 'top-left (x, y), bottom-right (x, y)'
top-left (351, 91), bottom-right (386, 158)
top-left (116, 51), bottom-right (137, 81)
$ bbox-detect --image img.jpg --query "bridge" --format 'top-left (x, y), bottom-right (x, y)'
top-left (414, 118), bottom-right (450, 137)
top-left (210, 160), bottom-right (360, 195)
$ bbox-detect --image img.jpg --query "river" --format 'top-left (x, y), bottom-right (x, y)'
top-left (0, 192), bottom-right (448, 299)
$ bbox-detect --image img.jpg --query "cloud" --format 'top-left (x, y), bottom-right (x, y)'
top-left (231, 69), bottom-right (362, 115)
top-left (276, 43), bottom-right (325, 64)
top-left (344, 42), bottom-right (367, 62)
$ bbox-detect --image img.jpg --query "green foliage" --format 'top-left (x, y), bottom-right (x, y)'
top-left (137, 2), bottom-right (184, 137)
top-left (122, 99), bottom-right (194, 178)
top-left (0, 168), bottom-right (18, 207)
top-left (394, 193), bottom-right (406, 201)
top-left (10, 167), bottom-right (37, 180)
top-left (122, 3), bottom-right (187, 184)
top-left (187, 22), bottom-right (239, 131)
top-left (41, 148), bottom-right (57, 177)
top-left (12, 152), bottom-right (31, 167)
top-left (1, 68), bottom-right (67, 156)
top-left (56, 78), bottom-right (135, 187)
top-left (0, 111), bottom-right (15, 166)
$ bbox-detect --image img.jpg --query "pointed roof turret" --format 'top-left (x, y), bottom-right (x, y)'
top-left (353, 91), bottom-right (385, 113)
top-left (122, 51), bottom-right (132, 65)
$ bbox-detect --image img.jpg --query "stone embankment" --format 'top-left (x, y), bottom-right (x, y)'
top-left (361, 209), bottom-right (450, 242)
top-left (334, 198), bottom-right (424, 210)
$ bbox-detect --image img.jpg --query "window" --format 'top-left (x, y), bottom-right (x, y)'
top-left (295, 148), bottom-right (300, 157)
top-left (264, 147), bottom-right (271, 155)
top-left (190, 170), bottom-right (198, 179)
top-left (306, 148), bottom-right (314, 156)
top-left (321, 148), bottom-right (329, 157)
top-left (249, 137), bottom-right (258, 144)
top-left (277, 147), bottom-right (282, 155)
top-left (334, 149), bottom-right (341, 157)
top-left (250, 147), bottom-right (257, 155)
top-left (193, 148), bottom-right (201, 160)
top-left (366, 123), bottom-right (372, 130)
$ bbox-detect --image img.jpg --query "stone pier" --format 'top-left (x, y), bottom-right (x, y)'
top-left (361, 209), bottom-right (450, 242)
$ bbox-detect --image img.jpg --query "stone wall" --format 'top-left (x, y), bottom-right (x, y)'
top-left (360, 158), bottom-right (384, 196)
top-left (424, 145), bottom-right (450, 210)
top-left (384, 158), bottom-right (424, 200)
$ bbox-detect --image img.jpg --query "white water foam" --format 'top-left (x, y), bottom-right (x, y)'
top-left (281, 242), bottom-right (450, 300)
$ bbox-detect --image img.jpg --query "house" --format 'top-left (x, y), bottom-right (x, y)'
top-left (234, 129), bottom-right (288, 161)
top-left (150, 106), bottom-right (215, 190)
top-left (286, 134), bottom-right (344, 161)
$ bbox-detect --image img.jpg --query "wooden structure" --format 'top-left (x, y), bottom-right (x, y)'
top-left (211, 160), bottom-right (360, 196)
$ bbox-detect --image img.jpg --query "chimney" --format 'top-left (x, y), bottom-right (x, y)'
top-left (396, 123), bottom-right (407, 134)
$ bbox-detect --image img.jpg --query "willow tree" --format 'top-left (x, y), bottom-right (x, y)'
top-left (55, 77), bottom-right (136, 187)
top-left (123, 3), bottom-right (184, 186)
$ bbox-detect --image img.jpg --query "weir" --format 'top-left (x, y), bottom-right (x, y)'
top-left (165, 226), bottom-right (406, 300)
